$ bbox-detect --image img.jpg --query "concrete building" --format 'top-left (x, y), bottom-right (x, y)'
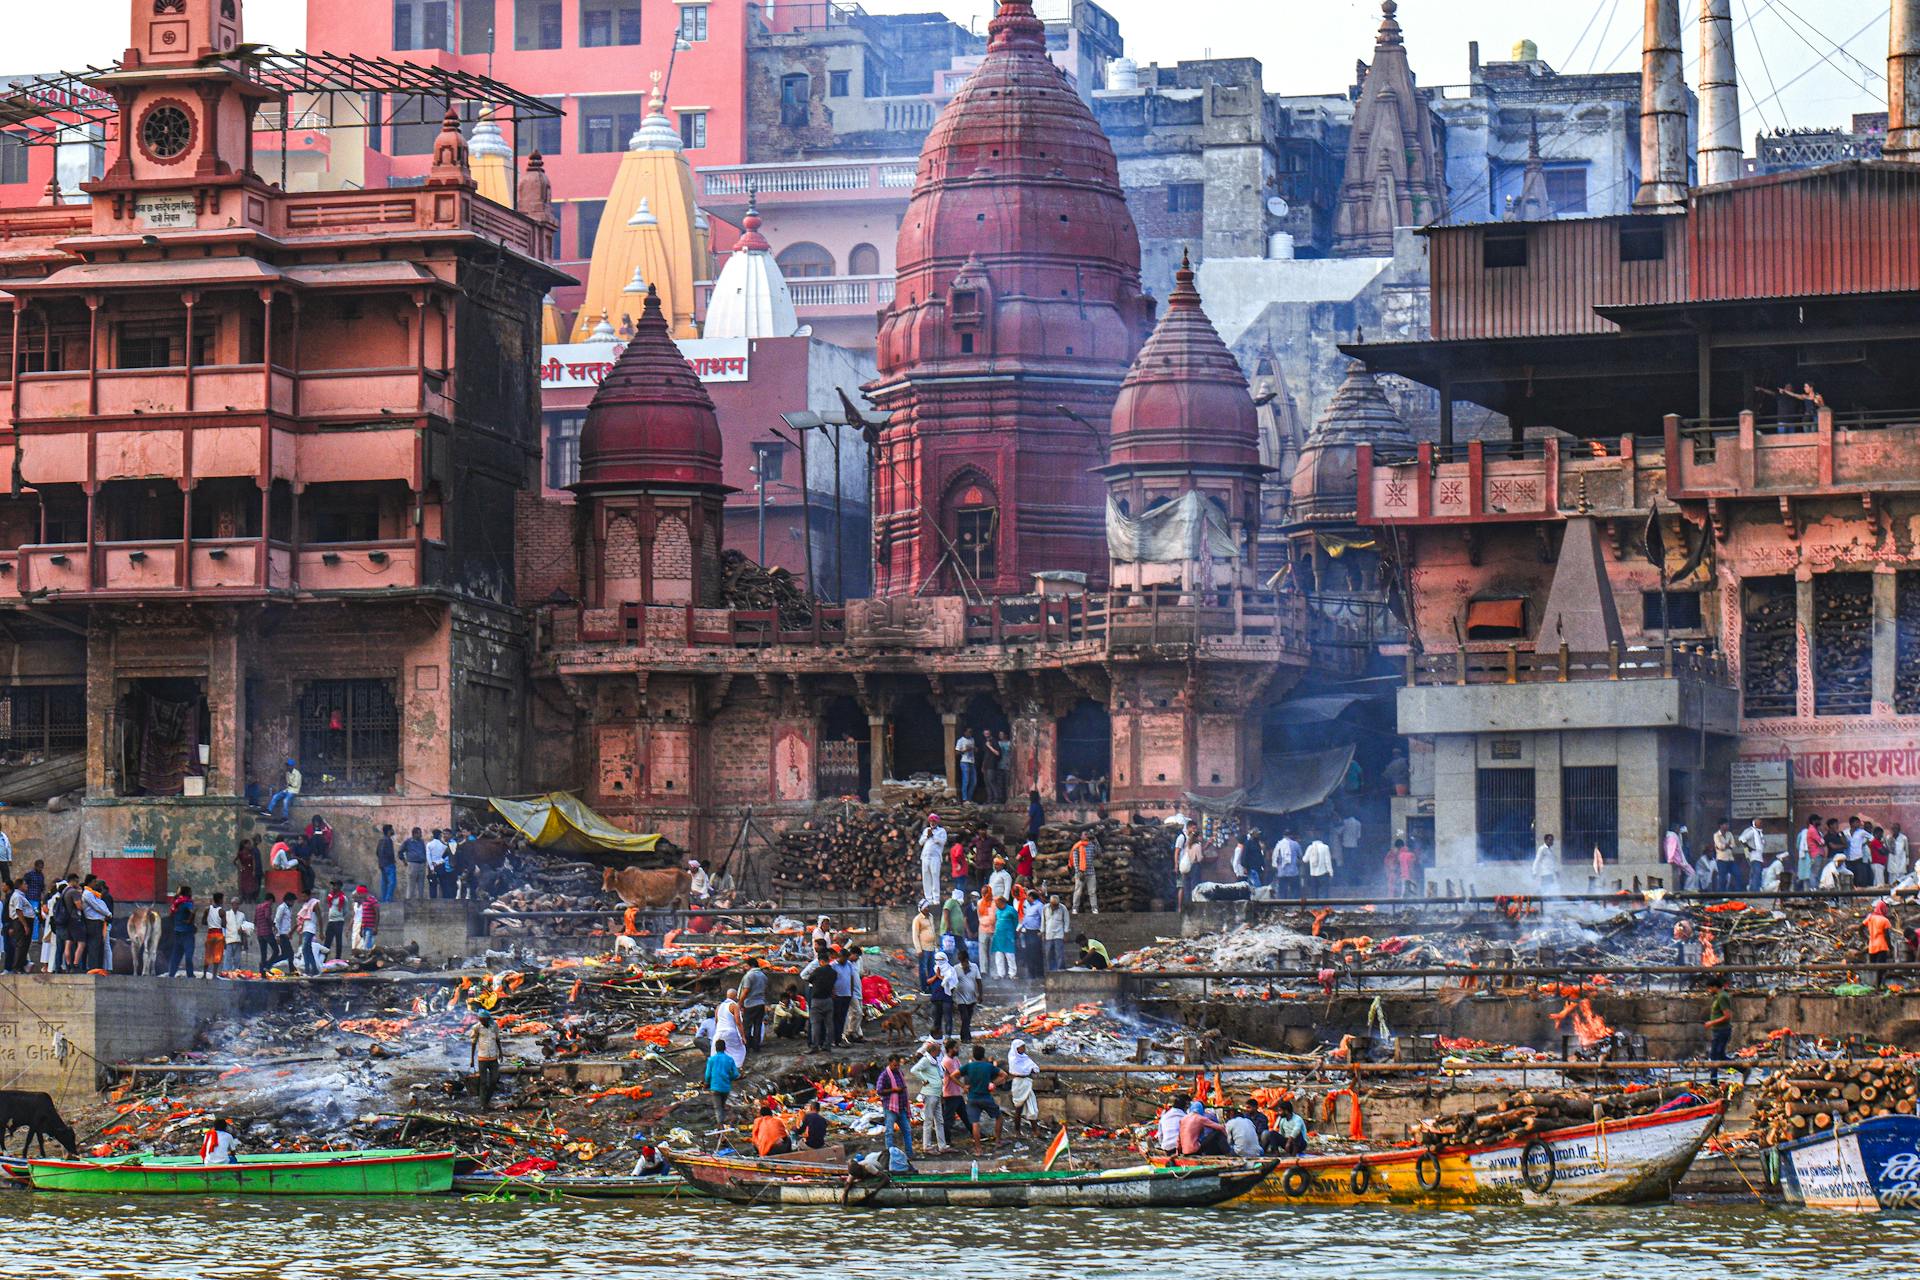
top-left (1432, 42), bottom-right (1645, 224)
top-left (0, 0), bottom-right (564, 890)
top-left (301, 0), bottom-right (753, 318)
top-left (1091, 59), bottom-right (1349, 292)
top-left (1349, 5), bottom-right (1920, 890)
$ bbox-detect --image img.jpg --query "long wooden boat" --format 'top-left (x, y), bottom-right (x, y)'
top-left (669, 1149), bottom-right (1270, 1208)
top-left (1159, 1100), bottom-right (1723, 1207)
top-left (453, 1171), bottom-right (693, 1199)
top-left (28, 1149), bottom-right (455, 1195)
top-left (0, 1156), bottom-right (28, 1187)
top-left (1775, 1115), bottom-right (1920, 1210)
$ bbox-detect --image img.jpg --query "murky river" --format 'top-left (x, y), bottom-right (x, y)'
top-left (3, 1197), bottom-right (1918, 1277)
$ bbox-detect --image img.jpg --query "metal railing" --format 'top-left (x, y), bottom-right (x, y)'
top-left (1405, 641), bottom-right (1729, 687)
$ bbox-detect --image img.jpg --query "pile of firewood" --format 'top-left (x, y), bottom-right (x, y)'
top-left (769, 798), bottom-right (1003, 903)
top-left (1414, 1086), bottom-right (1697, 1147)
top-left (768, 797), bottom-right (1176, 910)
top-left (719, 549), bottom-right (814, 628)
top-left (1749, 1063), bottom-right (1920, 1144)
top-left (1029, 819), bottom-right (1174, 912)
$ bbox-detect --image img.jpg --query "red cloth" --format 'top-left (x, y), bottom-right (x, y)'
top-left (500, 1156), bottom-right (559, 1177)
top-left (861, 973), bottom-right (894, 1007)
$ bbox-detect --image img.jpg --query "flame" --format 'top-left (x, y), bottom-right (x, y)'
top-left (1550, 997), bottom-right (1615, 1049)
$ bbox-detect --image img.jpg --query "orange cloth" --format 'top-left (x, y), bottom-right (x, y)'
top-left (205, 928), bottom-right (226, 967)
top-left (1070, 840), bottom-right (1093, 872)
top-left (978, 891), bottom-right (996, 944)
top-left (1866, 913), bottom-right (1894, 956)
top-left (751, 1114), bottom-right (790, 1157)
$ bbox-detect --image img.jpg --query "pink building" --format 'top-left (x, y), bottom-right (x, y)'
top-left (0, 0), bottom-right (563, 891)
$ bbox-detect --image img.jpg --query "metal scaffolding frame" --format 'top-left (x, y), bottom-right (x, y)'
top-left (0, 47), bottom-right (565, 148)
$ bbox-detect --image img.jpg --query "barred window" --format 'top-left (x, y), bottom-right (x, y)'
top-left (297, 679), bottom-right (400, 794)
top-left (0, 686), bottom-right (85, 758)
top-left (1476, 767), bottom-right (1535, 861)
top-left (1561, 765), bottom-right (1618, 864)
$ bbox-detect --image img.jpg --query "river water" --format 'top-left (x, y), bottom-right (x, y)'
top-left (3, 1198), bottom-right (1918, 1277)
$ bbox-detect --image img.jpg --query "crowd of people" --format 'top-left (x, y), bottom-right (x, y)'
top-left (1175, 815), bottom-right (1398, 905)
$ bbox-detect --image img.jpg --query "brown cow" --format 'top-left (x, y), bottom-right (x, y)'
top-left (602, 865), bottom-right (693, 910)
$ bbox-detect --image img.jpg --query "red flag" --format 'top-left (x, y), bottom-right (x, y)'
top-left (1042, 1126), bottom-right (1070, 1171)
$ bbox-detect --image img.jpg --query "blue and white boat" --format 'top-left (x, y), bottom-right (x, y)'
top-left (1776, 1115), bottom-right (1920, 1210)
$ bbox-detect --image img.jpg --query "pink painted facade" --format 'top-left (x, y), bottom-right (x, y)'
top-left (0, 0), bottom-right (563, 894)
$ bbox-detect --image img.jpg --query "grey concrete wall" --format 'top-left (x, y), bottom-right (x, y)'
top-left (0, 975), bottom-right (294, 1107)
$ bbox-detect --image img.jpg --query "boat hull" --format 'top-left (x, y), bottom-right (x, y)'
top-left (28, 1150), bottom-right (455, 1195)
top-left (1776, 1115), bottom-right (1920, 1210)
top-left (670, 1152), bottom-right (1269, 1208)
top-left (1167, 1102), bottom-right (1723, 1208)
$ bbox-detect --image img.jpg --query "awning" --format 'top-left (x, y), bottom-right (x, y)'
top-left (1271, 693), bottom-right (1366, 724)
top-left (489, 792), bottom-right (663, 856)
top-left (1465, 597), bottom-right (1527, 634)
top-left (1184, 744), bottom-right (1356, 817)
top-left (21, 259), bottom-right (282, 290)
top-left (282, 262), bottom-right (442, 289)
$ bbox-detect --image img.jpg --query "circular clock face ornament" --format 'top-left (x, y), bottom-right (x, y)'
top-left (141, 104), bottom-right (193, 160)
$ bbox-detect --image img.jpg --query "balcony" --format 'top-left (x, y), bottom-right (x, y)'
top-left (11, 365), bottom-right (444, 427)
top-left (1664, 408), bottom-right (1920, 502)
top-left (696, 158), bottom-right (918, 220)
top-left (560, 589), bottom-right (1312, 661)
top-left (1398, 642), bottom-right (1739, 737)
top-left (11, 421), bottom-right (426, 490)
top-left (10, 538), bottom-right (433, 597)
top-left (1358, 437), bottom-right (1666, 526)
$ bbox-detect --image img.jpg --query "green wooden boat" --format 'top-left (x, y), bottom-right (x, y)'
top-left (28, 1149), bottom-right (455, 1195)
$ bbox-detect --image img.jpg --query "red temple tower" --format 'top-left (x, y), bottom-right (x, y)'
top-left (867, 0), bottom-right (1151, 598)
top-left (574, 285), bottom-right (729, 610)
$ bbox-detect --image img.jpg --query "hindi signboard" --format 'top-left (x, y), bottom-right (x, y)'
top-left (133, 195), bottom-right (196, 229)
top-left (540, 336), bottom-right (750, 390)
top-left (1731, 759), bottom-right (1791, 821)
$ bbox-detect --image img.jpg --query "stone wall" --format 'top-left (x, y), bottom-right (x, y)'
top-left (0, 974), bottom-right (297, 1107)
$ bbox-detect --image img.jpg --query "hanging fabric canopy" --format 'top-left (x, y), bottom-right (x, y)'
top-left (1106, 492), bottom-right (1237, 564)
top-left (490, 792), bottom-right (663, 855)
top-left (1182, 744), bottom-right (1356, 817)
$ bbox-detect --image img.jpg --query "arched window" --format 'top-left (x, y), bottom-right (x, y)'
top-left (776, 242), bottom-right (836, 279)
top-left (847, 242), bottom-right (880, 275)
top-left (947, 479), bottom-right (998, 583)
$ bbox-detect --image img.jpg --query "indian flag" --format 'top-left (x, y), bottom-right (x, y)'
top-left (1042, 1126), bottom-right (1070, 1171)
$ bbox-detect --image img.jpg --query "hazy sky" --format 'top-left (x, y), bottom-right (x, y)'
top-left (11, 0), bottom-right (1891, 134)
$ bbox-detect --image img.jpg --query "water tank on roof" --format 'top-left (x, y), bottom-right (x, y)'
top-left (1511, 38), bottom-right (1539, 61)
top-left (1109, 57), bottom-right (1139, 91)
top-left (1268, 231), bottom-right (1296, 260)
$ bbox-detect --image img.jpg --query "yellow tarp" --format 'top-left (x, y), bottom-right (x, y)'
top-left (490, 792), bottom-right (663, 856)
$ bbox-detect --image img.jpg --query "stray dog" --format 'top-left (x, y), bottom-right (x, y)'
top-left (872, 1002), bottom-right (917, 1043)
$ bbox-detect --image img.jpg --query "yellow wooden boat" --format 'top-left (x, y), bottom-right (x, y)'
top-left (1161, 1100), bottom-right (1722, 1207)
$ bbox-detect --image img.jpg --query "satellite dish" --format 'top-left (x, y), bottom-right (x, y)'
top-left (1267, 196), bottom-right (1290, 217)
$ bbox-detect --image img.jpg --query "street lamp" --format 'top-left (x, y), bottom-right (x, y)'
top-left (781, 407), bottom-right (867, 603)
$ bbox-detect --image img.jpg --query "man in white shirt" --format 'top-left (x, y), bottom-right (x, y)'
top-left (988, 856), bottom-right (1012, 901)
top-left (1339, 815), bottom-right (1363, 873)
top-left (1176, 832), bottom-right (1201, 910)
top-left (0, 826), bottom-right (12, 872)
top-left (1891, 825), bottom-right (1912, 884)
top-left (1272, 832), bottom-right (1303, 899)
top-left (1738, 819), bottom-right (1766, 891)
top-left (918, 816), bottom-right (948, 906)
top-left (954, 729), bottom-right (977, 804)
top-left (4, 878), bottom-right (30, 973)
top-left (1224, 1104), bottom-right (1263, 1158)
top-left (1156, 1102), bottom-right (1187, 1152)
top-left (1303, 835), bottom-right (1335, 898)
top-left (1532, 834), bottom-right (1560, 895)
top-left (424, 830), bottom-right (449, 899)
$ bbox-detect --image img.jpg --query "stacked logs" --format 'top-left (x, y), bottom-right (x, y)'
top-left (719, 549), bottom-right (814, 629)
top-left (1028, 819), bottom-right (1175, 913)
top-left (1750, 1063), bottom-right (1920, 1145)
top-left (1414, 1086), bottom-right (1696, 1148)
top-left (1812, 574), bottom-right (1873, 715)
top-left (770, 799), bottom-right (1001, 904)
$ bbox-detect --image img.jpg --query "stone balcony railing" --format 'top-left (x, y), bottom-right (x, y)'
top-left (694, 274), bottom-right (896, 320)
top-left (697, 158), bottom-right (918, 206)
top-left (9, 364), bottom-right (448, 427)
top-left (0, 537), bottom-right (439, 599)
top-left (1403, 641), bottom-right (1730, 688)
top-left (1358, 437), bottom-right (1668, 525)
top-left (549, 587), bottom-right (1314, 661)
top-left (1664, 408), bottom-right (1920, 501)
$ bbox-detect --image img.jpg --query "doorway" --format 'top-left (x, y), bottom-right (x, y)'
top-left (818, 695), bottom-right (870, 800)
top-left (117, 676), bottom-right (207, 796)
